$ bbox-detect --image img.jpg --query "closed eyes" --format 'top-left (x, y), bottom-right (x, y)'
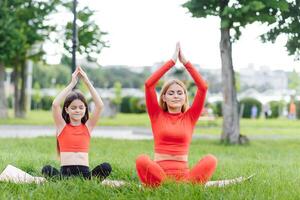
top-left (167, 91), bottom-right (184, 95)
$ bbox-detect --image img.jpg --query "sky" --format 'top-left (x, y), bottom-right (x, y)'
top-left (46, 0), bottom-right (300, 71)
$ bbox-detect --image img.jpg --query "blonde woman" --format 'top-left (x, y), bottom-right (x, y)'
top-left (136, 43), bottom-right (217, 187)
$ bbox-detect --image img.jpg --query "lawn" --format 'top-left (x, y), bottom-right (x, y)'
top-left (0, 137), bottom-right (300, 199)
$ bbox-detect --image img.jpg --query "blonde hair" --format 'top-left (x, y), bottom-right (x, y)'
top-left (159, 79), bottom-right (189, 112)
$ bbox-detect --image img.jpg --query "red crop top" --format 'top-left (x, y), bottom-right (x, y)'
top-left (57, 124), bottom-right (90, 152)
top-left (145, 60), bottom-right (208, 155)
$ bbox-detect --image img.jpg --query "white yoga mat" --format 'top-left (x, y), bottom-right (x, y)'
top-left (205, 174), bottom-right (255, 188)
top-left (0, 165), bottom-right (46, 184)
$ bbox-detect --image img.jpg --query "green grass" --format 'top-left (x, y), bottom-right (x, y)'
top-left (0, 137), bottom-right (300, 199)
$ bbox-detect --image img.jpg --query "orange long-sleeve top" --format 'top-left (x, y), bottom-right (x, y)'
top-left (145, 60), bottom-right (208, 155)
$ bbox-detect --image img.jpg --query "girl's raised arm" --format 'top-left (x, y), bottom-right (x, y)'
top-left (52, 68), bottom-right (79, 133)
top-left (79, 66), bottom-right (104, 132)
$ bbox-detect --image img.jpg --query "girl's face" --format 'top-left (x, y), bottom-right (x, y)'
top-left (163, 83), bottom-right (186, 112)
top-left (65, 99), bottom-right (86, 122)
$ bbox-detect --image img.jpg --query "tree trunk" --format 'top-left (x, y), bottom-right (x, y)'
top-left (19, 61), bottom-right (27, 117)
top-left (14, 64), bottom-right (20, 117)
top-left (14, 64), bottom-right (23, 118)
top-left (219, 28), bottom-right (241, 144)
top-left (0, 63), bottom-right (8, 118)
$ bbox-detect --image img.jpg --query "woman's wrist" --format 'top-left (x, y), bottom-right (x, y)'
top-left (182, 60), bottom-right (189, 65)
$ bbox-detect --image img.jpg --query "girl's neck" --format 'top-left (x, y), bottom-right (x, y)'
top-left (69, 120), bottom-right (82, 126)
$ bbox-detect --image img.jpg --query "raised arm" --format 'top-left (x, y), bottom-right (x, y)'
top-left (52, 68), bottom-right (79, 133)
top-left (145, 43), bottom-right (179, 117)
top-left (179, 45), bottom-right (208, 122)
top-left (78, 66), bottom-right (104, 132)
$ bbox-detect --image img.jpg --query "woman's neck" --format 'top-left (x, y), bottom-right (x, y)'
top-left (167, 107), bottom-right (181, 114)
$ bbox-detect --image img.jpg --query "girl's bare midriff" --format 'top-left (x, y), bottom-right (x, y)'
top-left (154, 153), bottom-right (188, 162)
top-left (60, 152), bottom-right (89, 166)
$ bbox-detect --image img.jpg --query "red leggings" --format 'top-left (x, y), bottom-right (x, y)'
top-left (136, 154), bottom-right (217, 187)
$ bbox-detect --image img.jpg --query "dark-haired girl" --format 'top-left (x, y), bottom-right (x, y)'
top-left (42, 66), bottom-right (111, 180)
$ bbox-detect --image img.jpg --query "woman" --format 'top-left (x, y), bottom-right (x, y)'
top-left (136, 43), bottom-right (217, 187)
top-left (42, 66), bottom-right (111, 180)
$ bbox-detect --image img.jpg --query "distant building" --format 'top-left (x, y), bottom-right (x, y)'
top-left (239, 66), bottom-right (288, 91)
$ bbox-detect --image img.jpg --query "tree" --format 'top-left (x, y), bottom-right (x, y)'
top-left (0, 0), bottom-right (16, 118)
top-left (262, 0), bottom-right (300, 60)
top-left (183, 0), bottom-right (289, 144)
top-left (0, 0), bottom-right (60, 118)
top-left (287, 69), bottom-right (300, 93)
top-left (61, 2), bottom-right (108, 63)
top-left (112, 81), bottom-right (122, 111)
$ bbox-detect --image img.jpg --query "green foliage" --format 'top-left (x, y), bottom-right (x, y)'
top-left (0, 0), bottom-right (60, 65)
top-left (85, 67), bottom-right (149, 88)
top-left (62, 2), bottom-right (108, 62)
top-left (112, 81), bottom-right (122, 106)
top-left (295, 101), bottom-right (300, 119)
top-left (40, 96), bottom-right (55, 110)
top-left (32, 63), bottom-right (71, 88)
top-left (32, 62), bottom-right (149, 89)
top-left (183, 0), bottom-right (289, 40)
top-left (31, 82), bottom-right (42, 109)
top-left (262, 1), bottom-right (300, 60)
top-left (287, 70), bottom-right (300, 92)
top-left (120, 97), bottom-right (131, 113)
top-left (211, 101), bottom-right (223, 117)
top-left (120, 96), bottom-right (146, 114)
top-left (129, 97), bottom-right (146, 113)
top-left (7, 96), bottom-right (13, 109)
top-left (269, 101), bottom-right (283, 118)
top-left (0, 0), bottom-right (60, 117)
top-left (240, 98), bottom-right (262, 118)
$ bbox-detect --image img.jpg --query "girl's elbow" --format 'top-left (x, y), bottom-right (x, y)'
top-left (52, 102), bottom-right (60, 108)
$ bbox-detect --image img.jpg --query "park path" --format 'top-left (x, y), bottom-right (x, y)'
top-left (0, 125), bottom-right (218, 140)
top-left (0, 125), bottom-right (299, 140)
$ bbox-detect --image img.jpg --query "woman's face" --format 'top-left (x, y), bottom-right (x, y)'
top-left (163, 83), bottom-right (186, 111)
top-left (65, 99), bottom-right (86, 121)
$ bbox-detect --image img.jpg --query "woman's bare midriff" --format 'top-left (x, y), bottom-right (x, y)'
top-left (154, 153), bottom-right (188, 162)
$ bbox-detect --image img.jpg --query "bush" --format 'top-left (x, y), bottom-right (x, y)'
top-left (120, 96), bottom-right (131, 113)
top-left (295, 101), bottom-right (300, 119)
top-left (239, 98), bottom-right (262, 118)
top-left (31, 92), bottom-right (42, 110)
top-left (129, 97), bottom-right (146, 113)
top-left (41, 96), bottom-right (55, 110)
top-left (269, 101), bottom-right (283, 118)
top-left (120, 96), bottom-right (146, 113)
top-left (7, 95), bottom-right (13, 109)
top-left (211, 101), bottom-right (222, 117)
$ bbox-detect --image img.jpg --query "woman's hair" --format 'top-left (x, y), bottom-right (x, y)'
top-left (62, 90), bottom-right (89, 124)
top-left (158, 79), bottom-right (189, 112)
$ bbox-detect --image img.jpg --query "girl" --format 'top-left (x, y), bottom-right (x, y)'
top-left (136, 43), bottom-right (217, 187)
top-left (42, 66), bottom-right (111, 180)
